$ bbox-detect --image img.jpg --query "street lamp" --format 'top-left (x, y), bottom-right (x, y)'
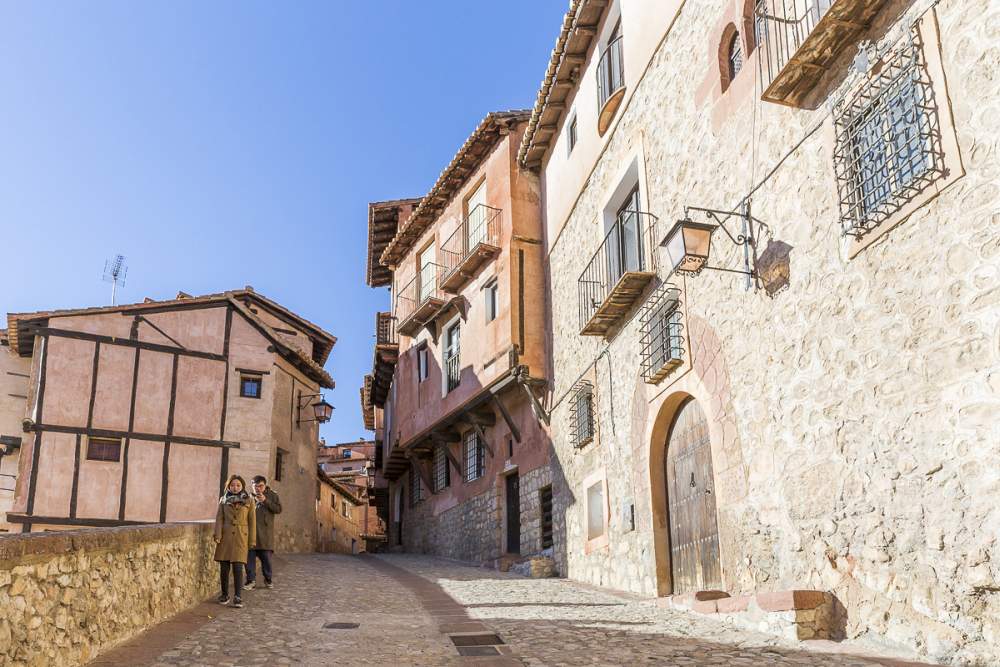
top-left (297, 394), bottom-right (334, 426)
top-left (661, 218), bottom-right (716, 275)
top-left (660, 203), bottom-right (766, 288)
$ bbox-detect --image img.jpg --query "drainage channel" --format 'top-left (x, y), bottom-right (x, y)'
top-left (449, 633), bottom-right (505, 657)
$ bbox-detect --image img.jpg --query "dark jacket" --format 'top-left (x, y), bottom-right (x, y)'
top-left (214, 490), bottom-right (256, 563)
top-left (253, 488), bottom-right (282, 551)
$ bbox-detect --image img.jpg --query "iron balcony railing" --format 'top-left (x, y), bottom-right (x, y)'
top-left (441, 204), bottom-right (502, 278)
top-left (395, 262), bottom-right (446, 326)
top-left (375, 311), bottom-right (397, 346)
top-left (445, 353), bottom-right (461, 392)
top-left (578, 210), bottom-right (659, 330)
top-left (755, 0), bottom-right (829, 91)
top-left (597, 36), bottom-right (625, 111)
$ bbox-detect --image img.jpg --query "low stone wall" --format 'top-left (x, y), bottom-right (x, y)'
top-left (0, 522), bottom-right (217, 666)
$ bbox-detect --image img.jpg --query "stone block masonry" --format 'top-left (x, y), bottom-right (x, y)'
top-left (0, 522), bottom-right (217, 666)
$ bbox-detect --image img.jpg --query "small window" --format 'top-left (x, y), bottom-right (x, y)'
top-left (586, 481), bottom-right (605, 541)
top-left (444, 323), bottom-right (460, 393)
top-left (275, 449), bottom-right (286, 482)
top-left (342, 449), bottom-right (352, 458)
top-left (433, 445), bottom-right (450, 492)
top-left (240, 375), bottom-right (262, 399)
top-left (728, 31), bottom-right (743, 80)
top-left (316, 482), bottom-right (321, 501)
top-left (485, 281), bottom-right (499, 322)
top-left (342, 500), bottom-right (350, 518)
top-left (417, 345), bottom-right (429, 382)
top-left (464, 430), bottom-right (485, 482)
top-left (86, 436), bottom-right (121, 462)
top-left (330, 493), bottom-right (335, 508)
top-left (341, 466), bottom-right (353, 472)
top-left (569, 382), bottom-right (595, 448)
top-left (409, 463), bottom-right (423, 507)
top-left (540, 485), bottom-right (554, 549)
top-left (567, 114), bottom-right (578, 155)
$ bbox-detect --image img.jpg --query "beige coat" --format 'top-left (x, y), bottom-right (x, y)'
top-left (213, 496), bottom-right (256, 563)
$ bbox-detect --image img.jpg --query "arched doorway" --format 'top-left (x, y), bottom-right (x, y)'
top-left (665, 398), bottom-right (721, 593)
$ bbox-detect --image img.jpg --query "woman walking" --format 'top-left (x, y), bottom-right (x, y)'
top-left (214, 474), bottom-right (256, 608)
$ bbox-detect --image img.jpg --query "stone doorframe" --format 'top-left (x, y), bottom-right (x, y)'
top-left (647, 385), bottom-right (730, 598)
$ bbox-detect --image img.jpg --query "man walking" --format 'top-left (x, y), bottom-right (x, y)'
top-left (245, 474), bottom-right (282, 590)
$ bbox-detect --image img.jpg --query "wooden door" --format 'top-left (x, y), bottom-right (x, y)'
top-left (505, 473), bottom-right (521, 554)
top-left (665, 399), bottom-right (721, 593)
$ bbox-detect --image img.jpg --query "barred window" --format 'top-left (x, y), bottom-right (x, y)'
top-left (409, 463), bottom-right (423, 507)
top-left (833, 30), bottom-right (943, 236)
top-left (728, 32), bottom-right (743, 80)
top-left (464, 430), bottom-right (485, 482)
top-left (433, 446), bottom-right (450, 492)
top-left (86, 436), bottom-right (121, 462)
top-left (640, 284), bottom-right (684, 384)
top-left (569, 382), bottom-right (595, 448)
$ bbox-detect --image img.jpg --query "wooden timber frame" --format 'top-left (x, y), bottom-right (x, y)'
top-left (385, 367), bottom-right (546, 485)
top-left (17, 310), bottom-right (240, 532)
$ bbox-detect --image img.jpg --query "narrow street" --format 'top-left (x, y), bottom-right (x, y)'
top-left (90, 554), bottom-right (933, 667)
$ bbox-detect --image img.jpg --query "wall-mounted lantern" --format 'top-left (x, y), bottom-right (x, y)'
top-left (661, 219), bottom-right (716, 275)
top-left (298, 394), bottom-right (335, 426)
top-left (660, 202), bottom-right (767, 289)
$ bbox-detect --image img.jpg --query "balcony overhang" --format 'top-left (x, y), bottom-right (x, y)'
top-left (369, 344), bottom-right (398, 407)
top-left (760, 0), bottom-right (892, 108)
top-left (597, 86), bottom-right (626, 136)
top-left (396, 296), bottom-right (446, 337)
top-left (580, 270), bottom-right (656, 336)
top-left (440, 242), bottom-right (501, 294)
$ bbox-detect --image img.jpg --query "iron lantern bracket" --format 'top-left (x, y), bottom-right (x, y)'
top-left (297, 393), bottom-right (326, 426)
top-left (678, 203), bottom-right (770, 285)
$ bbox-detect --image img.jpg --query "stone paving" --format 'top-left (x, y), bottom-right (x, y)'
top-left (92, 553), bottom-right (938, 667)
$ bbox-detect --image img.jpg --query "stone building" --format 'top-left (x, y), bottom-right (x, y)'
top-left (520, 0), bottom-right (999, 664)
top-left (318, 438), bottom-right (386, 546)
top-left (316, 467), bottom-right (367, 554)
top-left (363, 112), bottom-right (554, 566)
top-left (2, 288), bottom-right (335, 552)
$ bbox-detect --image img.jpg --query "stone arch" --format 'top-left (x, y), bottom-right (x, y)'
top-left (648, 391), bottom-right (723, 596)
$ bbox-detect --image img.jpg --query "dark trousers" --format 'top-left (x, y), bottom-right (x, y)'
top-left (246, 549), bottom-right (273, 584)
top-left (219, 561), bottom-right (244, 599)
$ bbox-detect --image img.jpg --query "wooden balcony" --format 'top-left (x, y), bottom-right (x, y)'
top-left (395, 264), bottom-right (447, 337)
top-left (756, 0), bottom-right (892, 108)
top-left (579, 211), bottom-right (659, 337)
top-left (440, 205), bottom-right (502, 293)
top-left (369, 312), bottom-right (398, 408)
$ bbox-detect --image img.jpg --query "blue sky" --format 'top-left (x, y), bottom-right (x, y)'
top-left (0, 1), bottom-right (565, 443)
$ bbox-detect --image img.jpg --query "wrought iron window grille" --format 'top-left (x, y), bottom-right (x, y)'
top-left (464, 431), bottom-right (485, 483)
top-left (640, 284), bottom-right (685, 384)
top-left (569, 381), bottom-right (595, 449)
top-left (832, 28), bottom-right (944, 237)
top-left (433, 446), bottom-right (450, 492)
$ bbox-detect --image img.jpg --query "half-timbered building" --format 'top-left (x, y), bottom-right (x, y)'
top-left (2, 288), bottom-right (335, 551)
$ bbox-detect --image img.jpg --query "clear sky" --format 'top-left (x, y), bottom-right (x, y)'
top-left (0, 1), bottom-right (566, 444)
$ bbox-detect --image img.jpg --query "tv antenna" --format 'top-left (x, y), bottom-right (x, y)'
top-left (102, 254), bottom-right (128, 305)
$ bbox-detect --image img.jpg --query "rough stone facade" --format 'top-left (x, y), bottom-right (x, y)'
top-left (400, 462), bottom-right (553, 565)
top-left (538, 0), bottom-right (1000, 665)
top-left (0, 522), bottom-right (216, 666)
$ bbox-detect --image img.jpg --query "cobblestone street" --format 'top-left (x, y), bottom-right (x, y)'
top-left (91, 554), bottom-right (935, 667)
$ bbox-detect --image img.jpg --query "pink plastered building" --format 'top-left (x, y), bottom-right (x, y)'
top-left (2, 288), bottom-right (334, 552)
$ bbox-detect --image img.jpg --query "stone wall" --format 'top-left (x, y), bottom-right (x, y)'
top-left (400, 463), bottom-right (553, 565)
top-left (543, 1), bottom-right (1000, 665)
top-left (0, 522), bottom-right (216, 666)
